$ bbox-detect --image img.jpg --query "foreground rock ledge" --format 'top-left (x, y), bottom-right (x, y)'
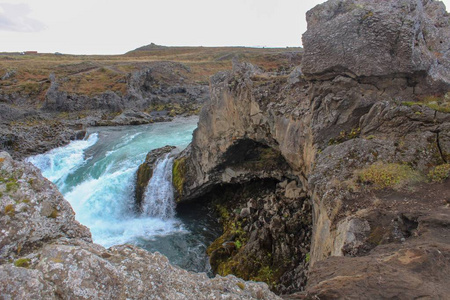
top-left (0, 152), bottom-right (279, 300)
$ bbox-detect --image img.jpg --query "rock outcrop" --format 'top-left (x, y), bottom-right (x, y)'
top-left (0, 152), bottom-right (91, 263)
top-left (0, 120), bottom-right (86, 160)
top-left (201, 179), bottom-right (313, 294)
top-left (42, 62), bottom-right (209, 114)
top-left (174, 0), bottom-right (450, 296)
top-left (302, 0), bottom-right (450, 89)
top-left (0, 151), bottom-right (280, 299)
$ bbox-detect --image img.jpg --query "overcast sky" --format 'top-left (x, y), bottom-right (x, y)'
top-left (0, 0), bottom-right (449, 55)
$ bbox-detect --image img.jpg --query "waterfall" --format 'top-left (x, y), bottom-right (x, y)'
top-left (26, 117), bottom-right (221, 274)
top-left (141, 154), bottom-right (175, 219)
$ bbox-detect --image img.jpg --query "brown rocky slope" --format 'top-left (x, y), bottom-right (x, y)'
top-left (173, 0), bottom-right (450, 297)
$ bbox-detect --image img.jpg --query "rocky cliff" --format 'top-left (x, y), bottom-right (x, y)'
top-left (42, 62), bottom-right (209, 115)
top-left (0, 151), bottom-right (280, 299)
top-left (0, 61), bottom-right (209, 160)
top-left (174, 0), bottom-right (450, 297)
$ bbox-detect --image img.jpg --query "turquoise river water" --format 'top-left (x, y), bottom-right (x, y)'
top-left (26, 116), bottom-right (220, 273)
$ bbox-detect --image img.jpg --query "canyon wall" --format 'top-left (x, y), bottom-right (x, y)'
top-left (175, 0), bottom-right (450, 297)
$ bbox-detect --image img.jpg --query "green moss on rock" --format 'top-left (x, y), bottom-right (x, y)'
top-left (328, 127), bottom-right (361, 145)
top-left (6, 180), bottom-right (19, 193)
top-left (172, 157), bottom-right (186, 202)
top-left (14, 258), bottom-right (31, 268)
top-left (135, 162), bottom-right (153, 209)
top-left (49, 209), bottom-right (59, 219)
top-left (367, 226), bottom-right (386, 245)
top-left (4, 204), bottom-right (15, 216)
top-left (401, 93), bottom-right (450, 113)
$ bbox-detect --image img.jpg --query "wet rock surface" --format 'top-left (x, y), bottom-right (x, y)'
top-left (199, 179), bottom-right (312, 294)
top-left (0, 152), bottom-right (280, 299)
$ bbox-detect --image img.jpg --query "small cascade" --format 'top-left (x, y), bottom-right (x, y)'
top-left (141, 154), bottom-right (176, 219)
top-left (25, 133), bottom-right (99, 186)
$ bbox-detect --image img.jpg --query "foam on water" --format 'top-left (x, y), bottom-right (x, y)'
top-left (27, 117), bottom-right (221, 273)
top-left (88, 217), bottom-right (187, 248)
top-left (27, 117), bottom-right (198, 246)
top-left (26, 133), bottom-right (98, 184)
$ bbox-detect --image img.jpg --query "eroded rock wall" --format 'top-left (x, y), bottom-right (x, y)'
top-left (175, 0), bottom-right (450, 296)
top-left (41, 62), bottom-right (209, 113)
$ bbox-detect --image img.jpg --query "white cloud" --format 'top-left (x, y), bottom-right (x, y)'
top-left (0, 3), bottom-right (45, 32)
top-left (0, 0), bottom-right (448, 54)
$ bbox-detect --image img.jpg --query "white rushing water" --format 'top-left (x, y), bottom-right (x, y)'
top-left (26, 116), bottom-right (221, 273)
top-left (142, 154), bottom-right (176, 219)
top-left (26, 117), bottom-right (196, 247)
top-left (27, 133), bottom-right (99, 185)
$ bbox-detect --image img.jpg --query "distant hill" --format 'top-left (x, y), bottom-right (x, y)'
top-left (128, 43), bottom-right (169, 53)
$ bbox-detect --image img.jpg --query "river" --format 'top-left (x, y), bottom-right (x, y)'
top-left (26, 116), bottom-right (220, 273)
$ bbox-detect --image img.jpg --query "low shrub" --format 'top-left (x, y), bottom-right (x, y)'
top-left (358, 162), bottom-right (422, 189)
top-left (427, 164), bottom-right (450, 183)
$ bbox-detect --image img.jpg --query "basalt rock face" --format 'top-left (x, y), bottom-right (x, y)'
top-left (302, 0), bottom-right (450, 89)
top-left (175, 0), bottom-right (450, 296)
top-left (203, 179), bottom-right (313, 294)
top-left (0, 152), bottom-right (280, 299)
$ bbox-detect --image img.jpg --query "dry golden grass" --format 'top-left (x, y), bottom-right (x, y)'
top-left (0, 46), bottom-right (302, 98)
top-left (358, 162), bottom-right (423, 190)
top-left (402, 93), bottom-right (450, 113)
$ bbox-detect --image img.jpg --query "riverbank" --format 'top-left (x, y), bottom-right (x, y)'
top-left (1, 46), bottom-right (301, 160)
top-left (0, 108), bottom-right (196, 160)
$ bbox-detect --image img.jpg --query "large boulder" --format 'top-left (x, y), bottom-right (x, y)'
top-left (0, 152), bottom-right (91, 263)
top-left (302, 0), bottom-right (450, 90)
